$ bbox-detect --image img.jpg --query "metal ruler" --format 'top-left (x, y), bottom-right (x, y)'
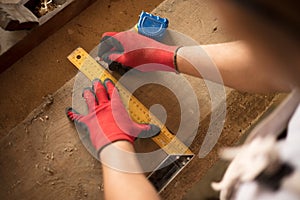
top-left (68, 47), bottom-right (194, 191)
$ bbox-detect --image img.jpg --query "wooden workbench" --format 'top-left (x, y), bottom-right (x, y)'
top-left (0, 0), bottom-right (275, 199)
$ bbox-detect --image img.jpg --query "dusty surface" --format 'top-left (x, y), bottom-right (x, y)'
top-left (0, 0), bottom-right (162, 198)
top-left (0, 0), bottom-right (163, 136)
top-left (0, 0), bottom-right (277, 200)
top-left (0, 80), bottom-right (105, 199)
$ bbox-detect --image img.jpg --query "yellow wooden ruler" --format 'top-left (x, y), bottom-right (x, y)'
top-left (67, 47), bottom-right (193, 156)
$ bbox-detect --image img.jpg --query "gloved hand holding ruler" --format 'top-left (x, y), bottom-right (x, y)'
top-left (67, 47), bottom-right (194, 192)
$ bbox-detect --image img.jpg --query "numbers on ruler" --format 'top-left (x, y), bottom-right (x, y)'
top-left (68, 48), bottom-right (193, 155)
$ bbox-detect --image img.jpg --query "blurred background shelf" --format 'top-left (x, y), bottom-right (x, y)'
top-left (0, 0), bottom-right (96, 72)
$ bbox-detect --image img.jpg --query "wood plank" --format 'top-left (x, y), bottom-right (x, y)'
top-left (0, 0), bottom-right (96, 73)
top-left (0, 79), bottom-right (106, 199)
top-left (0, 0), bottom-right (276, 199)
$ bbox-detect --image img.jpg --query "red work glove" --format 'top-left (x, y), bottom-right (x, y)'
top-left (66, 78), bottom-right (160, 156)
top-left (98, 31), bottom-right (180, 73)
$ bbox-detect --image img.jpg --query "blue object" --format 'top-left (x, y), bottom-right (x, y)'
top-left (137, 11), bottom-right (168, 41)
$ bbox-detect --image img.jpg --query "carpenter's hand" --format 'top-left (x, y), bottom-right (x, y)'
top-left (66, 78), bottom-right (160, 156)
top-left (98, 31), bottom-right (180, 74)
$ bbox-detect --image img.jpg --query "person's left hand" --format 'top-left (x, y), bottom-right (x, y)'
top-left (66, 78), bottom-right (160, 156)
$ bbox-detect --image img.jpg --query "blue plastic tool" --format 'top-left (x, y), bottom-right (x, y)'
top-left (136, 11), bottom-right (169, 41)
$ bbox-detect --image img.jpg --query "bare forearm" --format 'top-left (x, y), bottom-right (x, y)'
top-left (100, 141), bottom-right (160, 200)
top-left (177, 41), bottom-right (291, 93)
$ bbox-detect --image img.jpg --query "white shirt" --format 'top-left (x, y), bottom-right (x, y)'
top-left (235, 103), bottom-right (300, 200)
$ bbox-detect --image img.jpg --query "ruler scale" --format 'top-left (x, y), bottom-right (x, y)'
top-left (68, 47), bottom-right (194, 192)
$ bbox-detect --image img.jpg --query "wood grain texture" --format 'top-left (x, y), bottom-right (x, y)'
top-left (0, 0), bottom-right (276, 199)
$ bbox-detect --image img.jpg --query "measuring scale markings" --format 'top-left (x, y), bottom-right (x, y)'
top-left (68, 47), bottom-right (193, 155)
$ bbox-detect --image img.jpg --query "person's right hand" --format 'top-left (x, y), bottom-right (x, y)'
top-left (98, 31), bottom-right (180, 73)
